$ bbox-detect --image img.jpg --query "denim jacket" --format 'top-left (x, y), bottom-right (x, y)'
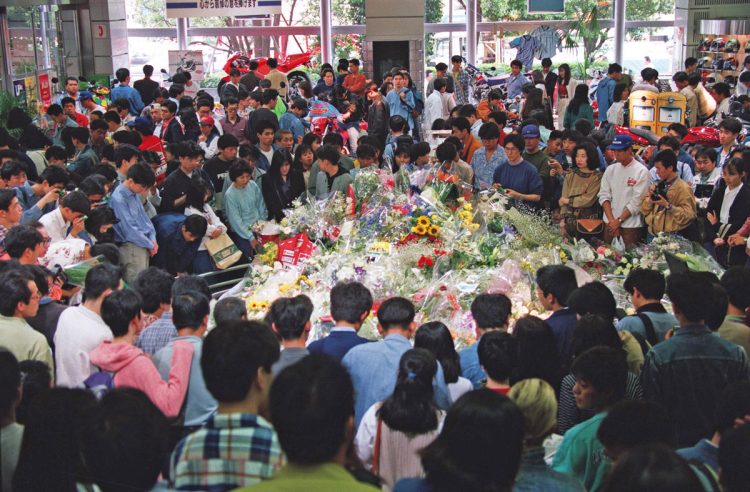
top-left (641, 324), bottom-right (750, 447)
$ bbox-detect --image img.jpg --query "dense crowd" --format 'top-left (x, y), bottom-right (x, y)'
top-left (0, 53), bottom-right (748, 492)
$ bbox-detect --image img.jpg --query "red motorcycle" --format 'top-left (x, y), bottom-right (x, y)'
top-left (218, 50), bottom-right (317, 99)
top-left (682, 125), bottom-right (720, 148)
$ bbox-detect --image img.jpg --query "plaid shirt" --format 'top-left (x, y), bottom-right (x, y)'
top-left (136, 311), bottom-right (176, 355)
top-left (170, 413), bottom-right (285, 491)
top-left (452, 69), bottom-right (471, 105)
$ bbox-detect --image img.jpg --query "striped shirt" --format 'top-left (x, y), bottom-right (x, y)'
top-left (451, 69), bottom-right (471, 105)
top-left (557, 372), bottom-right (643, 435)
top-left (170, 413), bottom-right (285, 491)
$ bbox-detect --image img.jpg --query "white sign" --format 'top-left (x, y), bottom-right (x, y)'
top-left (168, 50), bottom-right (205, 85)
top-left (94, 24), bottom-right (107, 38)
top-left (165, 0), bottom-right (282, 18)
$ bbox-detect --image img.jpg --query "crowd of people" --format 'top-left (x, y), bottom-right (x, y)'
top-left (0, 53), bottom-right (747, 492)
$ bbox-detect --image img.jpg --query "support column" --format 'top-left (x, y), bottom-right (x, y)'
top-left (613, 0), bottom-right (626, 65)
top-left (176, 18), bottom-right (188, 50)
top-left (320, 0), bottom-right (332, 65)
top-left (466, 0), bottom-right (477, 65)
top-left (88, 0), bottom-right (129, 75)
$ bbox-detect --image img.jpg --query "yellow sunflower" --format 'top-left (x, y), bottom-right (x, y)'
top-left (459, 210), bottom-right (473, 221)
top-left (428, 225), bottom-right (440, 237)
top-left (417, 216), bottom-right (431, 227)
top-left (415, 224), bottom-right (428, 235)
top-left (411, 226), bottom-right (420, 234)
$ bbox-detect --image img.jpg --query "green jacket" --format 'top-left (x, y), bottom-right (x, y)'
top-left (238, 462), bottom-right (378, 491)
top-left (563, 103), bottom-right (595, 129)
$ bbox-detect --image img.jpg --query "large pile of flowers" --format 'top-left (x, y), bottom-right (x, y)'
top-left (235, 166), bottom-right (722, 348)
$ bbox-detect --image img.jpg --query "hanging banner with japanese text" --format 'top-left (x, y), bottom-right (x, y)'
top-left (166, 0), bottom-right (281, 18)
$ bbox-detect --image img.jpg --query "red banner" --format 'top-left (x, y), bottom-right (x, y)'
top-left (38, 74), bottom-right (52, 107)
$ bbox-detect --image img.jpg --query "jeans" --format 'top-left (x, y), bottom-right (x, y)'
top-left (231, 233), bottom-right (254, 260)
top-left (192, 250), bottom-right (215, 274)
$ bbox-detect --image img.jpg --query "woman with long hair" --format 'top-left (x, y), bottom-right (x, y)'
top-left (355, 349), bottom-right (445, 491)
top-left (261, 150), bottom-right (306, 222)
top-left (184, 177), bottom-right (227, 273)
top-left (292, 143), bottom-right (315, 188)
top-left (555, 64), bottom-right (578, 125)
top-left (312, 68), bottom-right (336, 101)
top-left (511, 316), bottom-right (563, 392)
top-left (707, 158), bottom-right (750, 267)
top-left (559, 142), bottom-right (604, 239)
top-left (179, 108), bottom-right (201, 142)
top-left (393, 390), bottom-right (525, 492)
top-left (606, 83), bottom-right (630, 127)
top-left (521, 87), bottom-right (550, 128)
top-left (563, 85), bottom-right (594, 129)
top-left (415, 322), bottom-right (473, 402)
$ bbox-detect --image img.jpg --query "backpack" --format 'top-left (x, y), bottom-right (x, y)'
top-left (84, 371), bottom-right (115, 400)
top-left (411, 89), bottom-right (425, 116)
top-left (627, 313), bottom-right (659, 359)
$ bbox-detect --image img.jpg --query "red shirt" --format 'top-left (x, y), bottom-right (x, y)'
top-left (487, 386), bottom-right (510, 396)
top-left (73, 112), bottom-right (89, 128)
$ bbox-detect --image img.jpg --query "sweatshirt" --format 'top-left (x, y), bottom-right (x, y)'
top-left (598, 159), bottom-right (650, 228)
top-left (89, 340), bottom-right (194, 417)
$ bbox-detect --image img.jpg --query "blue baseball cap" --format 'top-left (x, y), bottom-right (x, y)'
top-left (608, 134), bottom-right (634, 150)
top-left (521, 124), bottom-right (541, 138)
top-left (79, 91), bottom-right (94, 101)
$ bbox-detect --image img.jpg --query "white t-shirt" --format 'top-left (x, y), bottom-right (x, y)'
top-left (598, 158), bottom-right (650, 228)
top-left (260, 147), bottom-right (274, 167)
top-left (54, 305), bottom-right (112, 388)
top-left (720, 183), bottom-right (743, 225)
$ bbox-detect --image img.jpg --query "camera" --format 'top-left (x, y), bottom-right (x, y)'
top-left (651, 181), bottom-right (668, 202)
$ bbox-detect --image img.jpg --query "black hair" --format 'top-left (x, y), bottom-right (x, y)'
top-left (172, 292), bottom-right (210, 331)
top-left (270, 354), bottom-right (353, 464)
top-left (269, 294), bottom-right (314, 340)
top-left (163, 100), bottom-right (178, 115)
top-left (414, 322), bottom-right (461, 384)
top-left (719, 118), bottom-right (743, 135)
top-left (719, 425), bottom-right (750, 492)
top-left (260, 89), bottom-right (279, 106)
top-left (12, 388), bottom-right (98, 492)
top-left (421, 389), bottom-right (524, 491)
top-left (597, 400), bottom-right (675, 453)
top-left (84, 206), bottom-right (119, 243)
top-left (477, 122), bottom-right (501, 141)
top-left (510, 59), bottom-right (522, 69)
top-left (175, 140), bottom-right (202, 159)
top-left (101, 289), bottom-right (142, 337)
top-left (356, 144), bottom-right (377, 160)
top-left (69, 126), bottom-right (90, 145)
top-left (301, 133), bottom-right (321, 147)
top-left (329, 281), bottom-right (373, 324)
top-left (27, 264), bottom-right (51, 297)
top-left (126, 162), bottom-right (156, 187)
top-left (46, 104), bottom-right (63, 117)
top-left (568, 84), bottom-right (591, 117)
top-left (451, 117), bottom-right (471, 133)
top-left (504, 133), bottom-right (525, 152)
top-left (567, 281), bottom-right (617, 321)
top-left (321, 133), bottom-right (344, 148)
top-left (18, 126), bottom-right (52, 151)
top-left (433, 78), bottom-right (447, 92)
top-left (378, 348), bottom-right (439, 433)
top-left (685, 57), bottom-right (697, 68)
top-left (570, 142), bottom-right (600, 171)
top-left (705, 275), bottom-right (729, 332)
top-left (183, 214), bottom-right (208, 239)
top-left (535, 265), bottom-right (577, 306)
top-left (623, 268), bottom-right (666, 300)
top-left (228, 160), bottom-right (253, 182)
top-left (721, 267), bottom-right (750, 311)
top-left (217, 133), bottom-right (239, 150)
top-left (0, 188), bottom-right (16, 211)
top-left (713, 82), bottom-right (731, 98)
top-left (470, 293), bottom-right (511, 330)
top-left (185, 178), bottom-right (213, 211)
top-left (132, 267), bottom-right (174, 314)
top-left (89, 118), bottom-right (109, 133)
top-left (171, 274), bottom-right (211, 300)
top-left (377, 296), bottom-right (415, 331)
top-left (316, 144), bottom-right (340, 166)
top-left (112, 130), bottom-right (142, 148)
top-left (653, 149), bottom-right (677, 171)
top-left (0, 349), bottom-right (20, 417)
top-left (213, 297), bottom-right (247, 325)
top-left (5, 225), bottom-right (43, 259)
top-left (16, 360), bottom-right (51, 425)
top-left (1, 161), bottom-right (27, 181)
top-left (114, 144), bottom-right (141, 169)
top-left (168, 84), bottom-right (185, 99)
top-left (666, 271), bottom-right (714, 323)
top-left (657, 135), bottom-right (681, 152)
top-left (90, 243), bottom-right (120, 266)
top-left (80, 389), bottom-right (170, 492)
top-left (608, 63), bottom-right (623, 74)
top-left (601, 444), bottom-right (703, 492)
top-left (83, 264), bottom-right (122, 302)
top-left (435, 141), bottom-right (458, 163)
top-left (695, 146), bottom-right (717, 164)
top-left (571, 346), bottom-right (628, 406)
top-left (478, 331), bottom-right (518, 382)
top-left (202, 320), bottom-right (279, 402)
top-left (570, 314), bottom-right (624, 361)
top-left (410, 141), bottom-right (431, 162)
top-left (39, 165), bottom-right (70, 187)
top-left (60, 190), bottom-right (90, 216)
top-left (388, 115), bottom-right (408, 133)
top-left (512, 316), bottom-right (561, 390)
top-left (0, 268), bottom-right (33, 316)
top-left (79, 175), bottom-right (107, 198)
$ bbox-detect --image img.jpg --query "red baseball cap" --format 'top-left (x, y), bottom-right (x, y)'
top-left (199, 116), bottom-right (215, 126)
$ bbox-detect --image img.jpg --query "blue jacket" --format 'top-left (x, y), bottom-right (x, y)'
top-left (641, 324), bottom-right (750, 447)
top-left (545, 308), bottom-right (578, 365)
top-left (110, 83), bottom-right (145, 116)
top-left (307, 328), bottom-right (370, 361)
top-left (151, 213), bottom-right (201, 275)
top-left (596, 76), bottom-right (616, 124)
top-left (459, 342), bottom-right (484, 389)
